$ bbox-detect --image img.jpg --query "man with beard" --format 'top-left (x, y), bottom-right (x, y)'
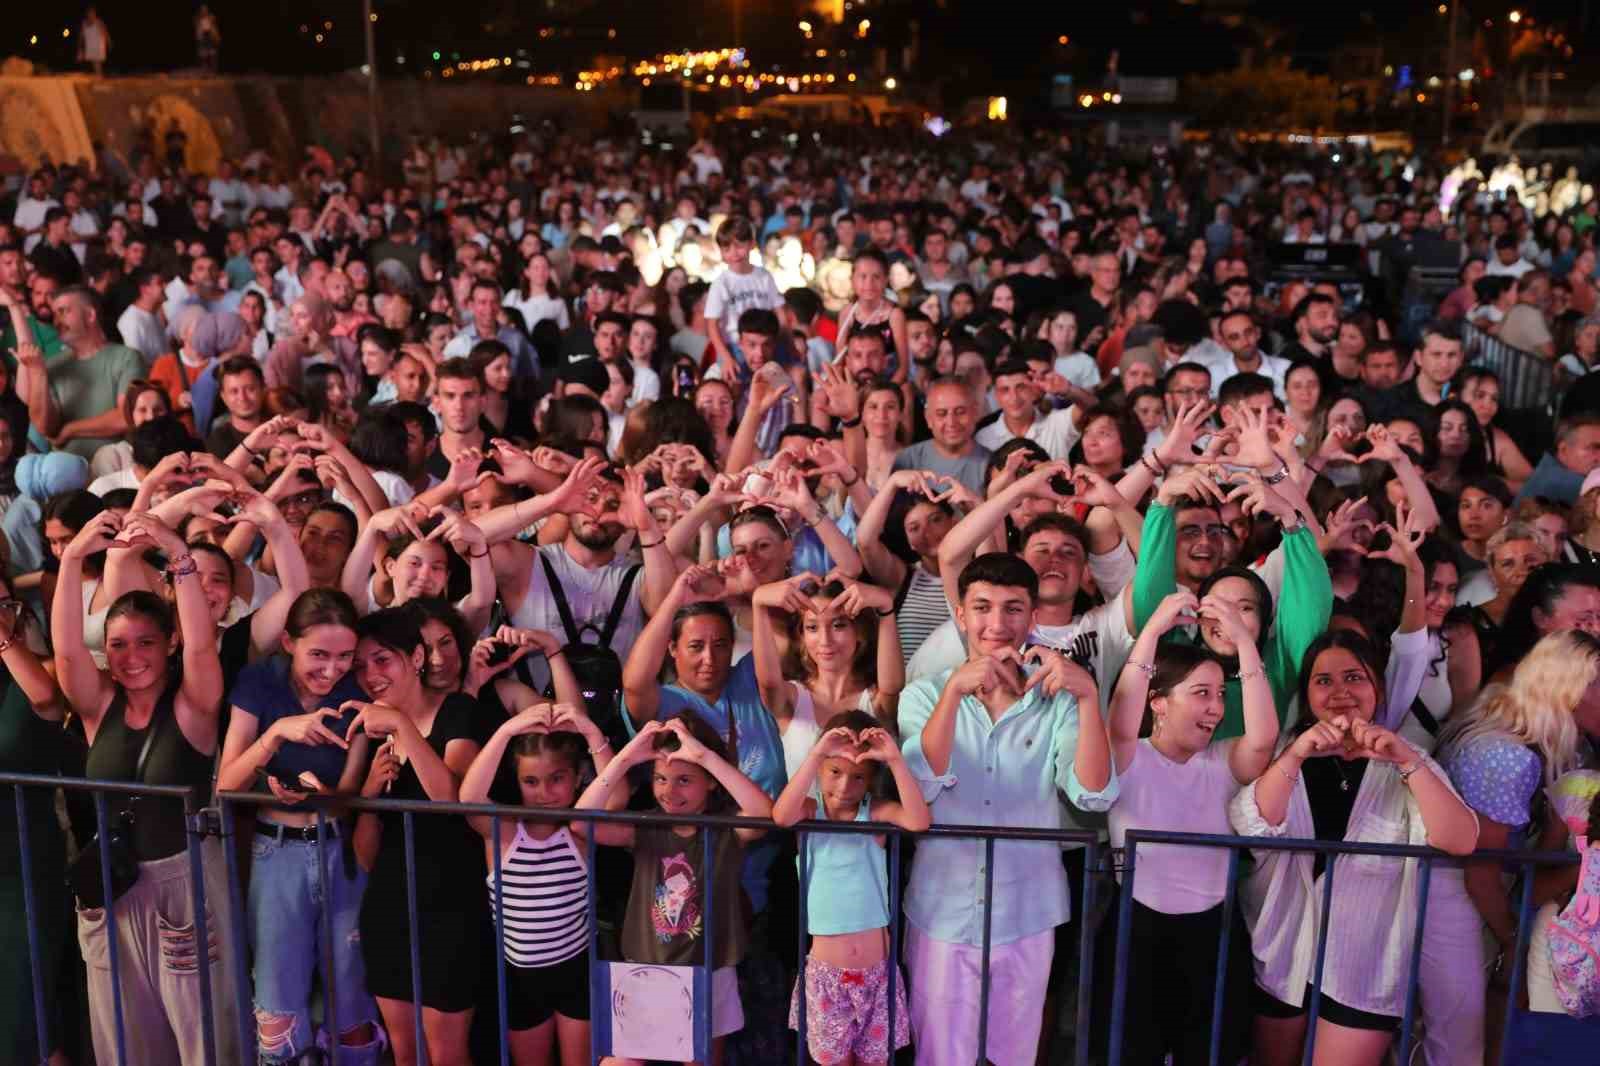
top-left (0, 244), bottom-right (65, 360)
top-left (1277, 291), bottom-right (1339, 368)
top-left (443, 278), bottom-right (539, 379)
top-left (26, 286), bottom-right (144, 459)
top-left (321, 267), bottom-right (373, 339)
top-left (470, 451), bottom-right (679, 692)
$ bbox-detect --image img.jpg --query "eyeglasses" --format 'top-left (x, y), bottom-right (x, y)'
top-left (281, 490), bottom-right (325, 510)
top-left (1178, 524), bottom-right (1235, 540)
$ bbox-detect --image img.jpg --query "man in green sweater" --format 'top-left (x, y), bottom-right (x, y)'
top-left (1130, 464), bottom-right (1333, 739)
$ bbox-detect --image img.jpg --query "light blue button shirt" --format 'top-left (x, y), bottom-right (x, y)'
top-left (896, 667), bottom-right (1117, 947)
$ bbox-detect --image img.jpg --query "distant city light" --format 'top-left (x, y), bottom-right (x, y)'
top-left (1509, 9), bottom-right (1523, 22)
top-left (884, 77), bottom-right (897, 90)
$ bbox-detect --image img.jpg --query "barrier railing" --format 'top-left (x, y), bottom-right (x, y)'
top-left (3, 771), bottom-right (220, 1066)
top-left (1463, 320), bottom-right (1557, 413)
top-left (3, 772), bottom-right (1584, 1066)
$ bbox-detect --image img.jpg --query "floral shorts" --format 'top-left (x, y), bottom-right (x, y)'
top-left (787, 955), bottom-right (912, 1065)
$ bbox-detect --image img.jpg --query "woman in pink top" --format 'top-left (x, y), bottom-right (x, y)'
top-left (1104, 588), bottom-right (1280, 1066)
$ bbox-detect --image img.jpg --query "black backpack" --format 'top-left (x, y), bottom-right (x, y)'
top-left (537, 555), bottom-right (640, 746)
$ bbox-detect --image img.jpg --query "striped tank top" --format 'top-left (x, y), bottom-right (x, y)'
top-left (487, 822), bottom-right (590, 967)
top-left (895, 565), bottom-right (952, 666)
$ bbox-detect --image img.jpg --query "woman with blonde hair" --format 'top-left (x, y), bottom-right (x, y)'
top-left (1425, 630), bottom-right (1600, 1063)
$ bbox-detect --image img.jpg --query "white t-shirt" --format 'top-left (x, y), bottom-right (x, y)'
top-left (505, 291), bottom-right (570, 331)
top-left (118, 305), bottom-right (166, 363)
top-left (505, 543), bottom-right (647, 694)
top-left (704, 267), bottom-right (784, 344)
top-left (629, 364), bottom-right (661, 406)
top-left (88, 468), bottom-right (140, 496)
top-left (1053, 352), bottom-right (1102, 391)
top-left (974, 406), bottom-right (1082, 462)
top-left (1110, 740), bottom-right (1241, 914)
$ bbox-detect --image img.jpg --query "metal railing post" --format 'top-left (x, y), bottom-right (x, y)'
top-left (975, 835), bottom-right (996, 1064)
top-left (13, 783), bottom-right (50, 1065)
top-left (217, 799), bottom-right (254, 1066)
top-left (1106, 838), bottom-right (1138, 1066)
top-left (888, 830), bottom-right (901, 1064)
top-left (1302, 855), bottom-right (1338, 1066)
top-left (699, 825), bottom-right (715, 1061)
top-left (402, 810), bottom-right (426, 1066)
top-left (1207, 847), bottom-right (1241, 1066)
top-left (1397, 856), bottom-right (1434, 1063)
top-left (1074, 840), bottom-right (1099, 1066)
top-left (93, 791), bottom-right (130, 1066)
top-left (313, 810), bottom-right (338, 1063)
top-left (584, 820), bottom-right (598, 1066)
top-left (492, 813), bottom-right (509, 1066)
top-left (182, 790), bottom-right (219, 1066)
top-left (1498, 864), bottom-right (1538, 1066)
top-left (795, 829), bottom-right (808, 1064)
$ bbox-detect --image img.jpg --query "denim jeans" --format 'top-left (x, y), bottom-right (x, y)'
top-left (248, 825), bottom-right (380, 1065)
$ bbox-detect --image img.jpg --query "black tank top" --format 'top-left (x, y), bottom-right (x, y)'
top-left (85, 681), bottom-right (215, 860)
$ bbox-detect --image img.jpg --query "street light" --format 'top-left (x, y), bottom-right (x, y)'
top-left (884, 77), bottom-right (897, 90)
top-left (1509, 9), bottom-right (1522, 22)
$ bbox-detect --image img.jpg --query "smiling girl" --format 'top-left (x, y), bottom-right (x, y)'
top-left (577, 714), bottom-right (772, 1066)
top-left (1106, 590), bottom-right (1278, 1065)
top-left (461, 701), bottom-right (613, 1066)
top-left (773, 714), bottom-right (928, 1066)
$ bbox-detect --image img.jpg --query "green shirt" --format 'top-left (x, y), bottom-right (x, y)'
top-left (0, 315), bottom-right (66, 373)
top-left (45, 343), bottom-right (144, 459)
top-left (1131, 502), bottom-right (1333, 739)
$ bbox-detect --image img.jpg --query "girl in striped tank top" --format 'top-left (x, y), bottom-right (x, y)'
top-left (461, 701), bottom-right (615, 1066)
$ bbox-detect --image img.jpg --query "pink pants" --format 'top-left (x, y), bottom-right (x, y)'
top-left (904, 923), bottom-right (1053, 1066)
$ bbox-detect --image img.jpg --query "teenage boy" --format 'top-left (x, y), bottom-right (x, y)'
top-left (704, 216), bottom-right (784, 380)
top-left (897, 551), bottom-right (1115, 1066)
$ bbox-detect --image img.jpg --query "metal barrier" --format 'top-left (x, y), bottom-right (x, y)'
top-left (3, 771), bottom-right (220, 1066)
top-left (3, 771), bottom-right (1586, 1066)
top-left (1463, 320), bottom-right (1557, 414)
top-left (1108, 829), bottom-right (1580, 1066)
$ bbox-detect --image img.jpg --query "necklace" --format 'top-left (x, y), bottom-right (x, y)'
top-left (1333, 758), bottom-right (1363, 793)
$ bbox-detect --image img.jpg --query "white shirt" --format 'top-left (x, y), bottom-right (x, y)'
top-left (629, 363), bottom-right (661, 406)
top-left (1199, 349), bottom-right (1293, 401)
top-left (117, 305), bottom-right (166, 362)
top-left (504, 290), bottom-right (570, 331)
top-left (1227, 728), bottom-right (1473, 1017)
top-left (12, 195), bottom-right (57, 237)
top-left (504, 543), bottom-right (647, 694)
top-left (87, 468), bottom-right (140, 496)
top-left (1052, 352), bottom-right (1101, 391)
top-left (704, 266), bottom-right (783, 343)
top-left (974, 406), bottom-right (1082, 461)
top-left (1484, 257), bottom-right (1534, 279)
top-left (1110, 740), bottom-right (1242, 913)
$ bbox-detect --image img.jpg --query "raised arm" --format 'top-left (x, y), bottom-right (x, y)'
top-left (659, 717), bottom-right (772, 843)
top-left (937, 460), bottom-right (1073, 608)
top-left (750, 577), bottom-right (806, 721)
top-left (1111, 590), bottom-right (1196, 772)
top-left (1200, 594), bottom-right (1279, 784)
top-left (340, 506), bottom-right (419, 610)
top-left (767, 469), bottom-right (862, 578)
top-left (0, 607), bottom-right (65, 721)
top-left (618, 466), bottom-right (681, 616)
top-left (474, 456), bottom-right (609, 545)
top-left (51, 512), bottom-right (122, 726)
top-left (121, 512), bottom-right (225, 750)
top-left (854, 469), bottom-right (925, 587)
top-left (430, 512), bottom-right (495, 634)
top-left (726, 371), bottom-right (788, 474)
top-left (621, 564), bottom-right (718, 727)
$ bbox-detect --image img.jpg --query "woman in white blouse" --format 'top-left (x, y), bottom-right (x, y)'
top-left (1230, 630), bottom-right (1478, 1066)
top-left (504, 252), bottom-right (570, 332)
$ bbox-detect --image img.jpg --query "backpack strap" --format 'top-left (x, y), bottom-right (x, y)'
top-left (538, 553), bottom-right (583, 645)
top-left (599, 565), bottom-right (643, 646)
top-left (1409, 697), bottom-right (1440, 738)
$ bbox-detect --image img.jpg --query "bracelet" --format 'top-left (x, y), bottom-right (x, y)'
top-left (1128, 660), bottom-right (1156, 676)
top-left (842, 470), bottom-right (861, 488)
top-left (166, 554), bottom-right (198, 580)
top-left (1236, 667), bottom-right (1265, 683)
top-left (1277, 763), bottom-right (1300, 785)
top-left (839, 416), bottom-right (862, 429)
top-left (638, 538), bottom-right (664, 550)
top-left (468, 548), bottom-right (489, 559)
top-left (0, 634), bottom-right (15, 656)
top-left (589, 739), bottom-right (612, 755)
top-left (1262, 461), bottom-right (1290, 486)
top-left (1398, 761), bottom-right (1423, 784)
top-left (546, 648), bottom-right (565, 660)
top-left (876, 608), bottom-right (895, 618)
top-left (1139, 453), bottom-right (1164, 478)
top-left (242, 444), bottom-right (261, 462)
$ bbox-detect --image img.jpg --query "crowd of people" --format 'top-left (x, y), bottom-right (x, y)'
top-left (3, 117), bottom-right (1600, 1066)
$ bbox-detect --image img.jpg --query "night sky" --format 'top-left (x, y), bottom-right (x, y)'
top-left (9, 2), bottom-right (1596, 89)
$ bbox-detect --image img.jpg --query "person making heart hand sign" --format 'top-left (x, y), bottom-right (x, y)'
top-left (772, 716), bottom-right (930, 1066)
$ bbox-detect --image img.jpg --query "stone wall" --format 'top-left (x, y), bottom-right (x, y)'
top-left (0, 72), bottom-right (628, 174)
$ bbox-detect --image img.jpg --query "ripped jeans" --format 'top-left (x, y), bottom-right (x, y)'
top-left (77, 839), bottom-right (241, 1066)
top-left (249, 824), bottom-right (380, 1065)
